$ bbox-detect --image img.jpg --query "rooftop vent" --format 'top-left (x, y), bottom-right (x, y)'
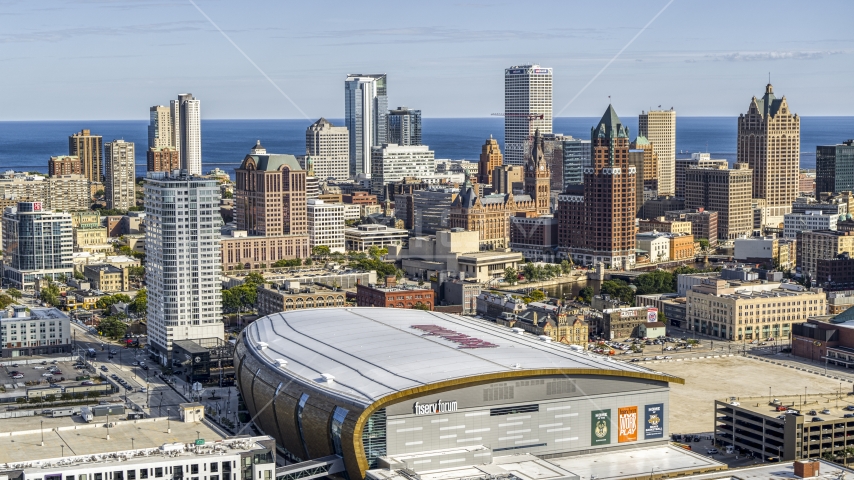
top-left (538, 335), bottom-right (552, 343)
top-left (275, 359), bottom-right (288, 368)
top-left (320, 373), bottom-right (335, 383)
top-left (257, 342), bottom-right (268, 350)
top-left (510, 327), bottom-right (524, 334)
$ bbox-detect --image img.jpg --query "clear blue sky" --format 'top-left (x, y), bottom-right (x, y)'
top-left (2, 0), bottom-right (852, 120)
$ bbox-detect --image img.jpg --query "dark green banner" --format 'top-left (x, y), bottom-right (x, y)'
top-left (591, 409), bottom-right (611, 445)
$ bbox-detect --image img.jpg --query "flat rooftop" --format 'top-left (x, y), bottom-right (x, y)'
top-left (722, 393), bottom-right (854, 421)
top-left (548, 444), bottom-right (725, 480)
top-left (244, 308), bottom-right (683, 407)
top-left (0, 415), bottom-right (224, 464)
top-left (678, 460), bottom-right (854, 479)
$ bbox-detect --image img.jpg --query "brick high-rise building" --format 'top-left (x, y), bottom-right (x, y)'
top-left (557, 105), bottom-right (636, 269)
top-left (68, 129), bottom-right (103, 183)
top-left (737, 83), bottom-right (800, 207)
top-left (477, 137), bottom-right (503, 186)
top-left (48, 155), bottom-right (82, 176)
top-left (147, 147), bottom-right (180, 172)
top-left (639, 109), bottom-right (675, 196)
top-left (235, 141), bottom-right (308, 237)
top-left (104, 139), bottom-right (136, 210)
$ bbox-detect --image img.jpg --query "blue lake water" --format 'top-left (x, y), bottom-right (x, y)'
top-left (1, 117), bottom-right (852, 178)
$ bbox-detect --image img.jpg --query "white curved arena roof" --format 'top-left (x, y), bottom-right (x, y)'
top-left (243, 308), bottom-right (680, 407)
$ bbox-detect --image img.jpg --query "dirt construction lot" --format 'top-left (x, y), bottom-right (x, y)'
top-left (651, 355), bottom-right (854, 435)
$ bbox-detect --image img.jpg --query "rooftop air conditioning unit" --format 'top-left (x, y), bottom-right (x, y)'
top-left (275, 359), bottom-right (288, 368)
top-left (510, 328), bottom-right (524, 334)
top-left (257, 342), bottom-right (268, 350)
top-left (320, 373), bottom-right (335, 383)
top-left (538, 335), bottom-right (552, 343)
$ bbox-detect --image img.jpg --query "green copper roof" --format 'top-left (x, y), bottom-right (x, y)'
top-left (592, 104), bottom-right (629, 141)
top-left (633, 135), bottom-right (651, 146)
top-left (754, 84), bottom-right (786, 118)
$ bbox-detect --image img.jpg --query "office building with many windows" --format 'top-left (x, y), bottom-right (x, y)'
top-left (306, 199), bottom-right (345, 253)
top-left (638, 109), bottom-right (676, 196)
top-left (387, 107), bottom-right (422, 146)
top-left (370, 144), bottom-right (436, 197)
top-left (504, 65), bottom-right (552, 166)
top-left (345, 74), bottom-right (388, 176)
top-left (304, 118), bottom-right (350, 181)
top-left (816, 140), bottom-right (854, 197)
top-left (104, 139), bottom-right (136, 210)
top-left (68, 129), bottom-right (103, 184)
top-left (2, 202), bottom-right (73, 289)
top-left (171, 93), bottom-right (202, 175)
top-left (144, 171), bottom-right (222, 361)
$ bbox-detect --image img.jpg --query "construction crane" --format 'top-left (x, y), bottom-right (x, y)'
top-left (491, 113), bottom-right (545, 160)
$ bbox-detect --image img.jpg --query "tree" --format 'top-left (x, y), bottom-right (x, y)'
top-left (40, 282), bottom-right (61, 307)
top-left (94, 189), bottom-right (105, 198)
top-left (657, 310), bottom-right (666, 324)
top-left (304, 258), bottom-right (314, 266)
top-left (73, 270), bottom-right (86, 280)
top-left (57, 273), bottom-right (68, 283)
top-left (0, 294), bottom-right (14, 309)
top-left (503, 267), bottom-right (518, 285)
top-left (7, 288), bottom-right (21, 301)
top-left (273, 258), bottom-right (302, 268)
top-left (128, 266), bottom-right (145, 280)
top-left (96, 293), bottom-right (132, 310)
top-left (312, 245), bottom-right (331, 258)
top-left (634, 271), bottom-right (676, 296)
top-left (528, 289), bottom-right (546, 302)
top-left (698, 238), bottom-right (710, 251)
top-left (223, 190), bottom-right (233, 199)
top-left (412, 302), bottom-right (431, 311)
top-left (601, 279), bottom-right (634, 304)
top-left (243, 272), bottom-right (265, 287)
top-left (577, 286), bottom-right (594, 304)
top-left (98, 314), bottom-right (128, 339)
top-left (130, 288), bottom-right (147, 316)
top-left (560, 260), bottom-right (573, 275)
top-left (522, 263), bottom-right (540, 282)
top-left (368, 245), bottom-right (389, 259)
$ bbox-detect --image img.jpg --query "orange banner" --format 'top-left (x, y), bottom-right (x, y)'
top-left (618, 406), bottom-right (638, 443)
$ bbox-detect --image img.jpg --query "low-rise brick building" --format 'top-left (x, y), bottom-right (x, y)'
top-left (83, 264), bottom-right (128, 292)
top-left (355, 278), bottom-right (435, 310)
top-left (257, 283), bottom-right (347, 316)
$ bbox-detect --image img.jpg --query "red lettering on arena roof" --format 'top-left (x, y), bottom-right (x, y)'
top-left (410, 324), bottom-right (498, 349)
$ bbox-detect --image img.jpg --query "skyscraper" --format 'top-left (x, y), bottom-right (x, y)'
top-left (68, 129), bottom-right (103, 183)
top-left (144, 171), bottom-right (222, 361)
top-left (674, 153), bottom-right (729, 198)
top-left (235, 141), bottom-right (308, 237)
top-left (304, 118), bottom-right (350, 181)
top-left (561, 138), bottom-right (591, 189)
top-left (2, 202), bottom-right (73, 289)
top-left (478, 137), bottom-right (503, 186)
top-left (684, 163), bottom-right (753, 240)
top-left (504, 64), bottom-right (552, 166)
top-left (171, 93), bottom-right (202, 175)
top-left (370, 144), bottom-right (436, 197)
top-left (345, 74), bottom-right (387, 177)
top-left (104, 139), bottom-right (136, 210)
top-left (557, 105), bottom-right (636, 269)
top-left (737, 83), bottom-right (800, 207)
top-left (387, 107), bottom-right (422, 146)
top-left (638, 108), bottom-right (676, 196)
top-left (815, 140), bottom-right (854, 197)
top-left (148, 105), bottom-right (173, 150)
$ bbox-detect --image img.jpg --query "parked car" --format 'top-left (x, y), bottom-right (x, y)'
top-left (12, 374), bottom-right (24, 379)
top-left (132, 362), bottom-right (139, 366)
top-left (100, 366), bottom-right (108, 372)
top-left (707, 448), bottom-right (719, 455)
top-left (42, 373), bottom-right (54, 377)
top-left (81, 381), bottom-right (94, 386)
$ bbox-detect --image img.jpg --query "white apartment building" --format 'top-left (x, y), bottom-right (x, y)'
top-left (0, 306), bottom-right (71, 357)
top-left (344, 224), bottom-right (408, 251)
top-left (504, 64), bottom-right (552, 165)
top-left (105, 139), bottom-right (136, 210)
top-left (306, 199), bottom-right (345, 253)
top-left (370, 144), bottom-right (436, 196)
top-left (639, 109), bottom-right (676, 196)
top-left (172, 93), bottom-right (202, 175)
top-left (144, 171), bottom-right (222, 362)
top-left (345, 74), bottom-right (387, 176)
top-left (784, 210), bottom-right (839, 239)
top-left (637, 231), bottom-right (671, 262)
top-left (305, 117), bottom-right (350, 180)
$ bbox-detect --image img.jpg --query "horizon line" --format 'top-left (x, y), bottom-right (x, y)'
top-left (2, 114), bottom-right (853, 122)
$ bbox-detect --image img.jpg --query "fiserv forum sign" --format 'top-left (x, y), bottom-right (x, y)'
top-left (413, 400), bottom-right (458, 415)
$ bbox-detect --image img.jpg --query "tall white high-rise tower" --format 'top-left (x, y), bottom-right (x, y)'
top-left (170, 93), bottom-right (202, 175)
top-left (504, 65), bottom-right (552, 166)
top-left (144, 171), bottom-right (222, 362)
top-left (639, 108), bottom-right (676, 196)
top-left (344, 74), bottom-right (387, 177)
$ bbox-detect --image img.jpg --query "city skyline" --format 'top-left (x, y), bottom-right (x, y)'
top-left (0, 1), bottom-right (852, 120)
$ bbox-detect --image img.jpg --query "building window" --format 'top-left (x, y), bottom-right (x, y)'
top-left (296, 393), bottom-right (311, 459)
top-left (362, 408), bottom-right (387, 469)
top-left (331, 406), bottom-right (349, 457)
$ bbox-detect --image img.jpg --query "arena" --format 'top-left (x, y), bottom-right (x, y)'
top-left (234, 308), bottom-right (685, 480)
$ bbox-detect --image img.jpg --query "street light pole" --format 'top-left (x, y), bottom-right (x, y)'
top-left (41, 420), bottom-right (44, 446)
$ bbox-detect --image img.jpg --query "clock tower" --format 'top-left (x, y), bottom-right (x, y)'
top-left (525, 129), bottom-right (551, 215)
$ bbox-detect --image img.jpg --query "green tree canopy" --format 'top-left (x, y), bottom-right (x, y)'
top-left (577, 286), bottom-right (594, 304)
top-left (601, 279), bottom-right (635, 304)
top-left (96, 293), bottom-right (132, 310)
top-left (0, 294), bottom-right (14, 309)
top-left (634, 270), bottom-right (676, 296)
top-left (272, 258), bottom-right (303, 268)
top-left (312, 245), bottom-right (331, 258)
top-left (7, 288), bottom-right (21, 300)
top-left (40, 282), bottom-right (61, 307)
top-left (503, 267), bottom-right (518, 285)
top-left (130, 288), bottom-right (147, 315)
top-left (98, 314), bottom-right (128, 339)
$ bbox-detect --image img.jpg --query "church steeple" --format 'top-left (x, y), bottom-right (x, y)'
top-left (524, 129), bottom-right (551, 215)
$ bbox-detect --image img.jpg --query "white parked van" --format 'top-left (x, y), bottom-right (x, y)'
top-left (725, 445), bottom-right (734, 454)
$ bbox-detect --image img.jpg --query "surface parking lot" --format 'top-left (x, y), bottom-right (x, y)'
top-left (1, 360), bottom-right (105, 399)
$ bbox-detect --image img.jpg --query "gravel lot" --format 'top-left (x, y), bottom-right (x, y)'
top-left (650, 355), bottom-right (853, 435)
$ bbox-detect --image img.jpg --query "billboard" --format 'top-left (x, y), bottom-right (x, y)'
top-left (618, 406), bottom-right (638, 443)
top-left (647, 308), bottom-right (658, 322)
top-left (590, 409), bottom-right (611, 445)
top-left (644, 403), bottom-right (665, 439)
